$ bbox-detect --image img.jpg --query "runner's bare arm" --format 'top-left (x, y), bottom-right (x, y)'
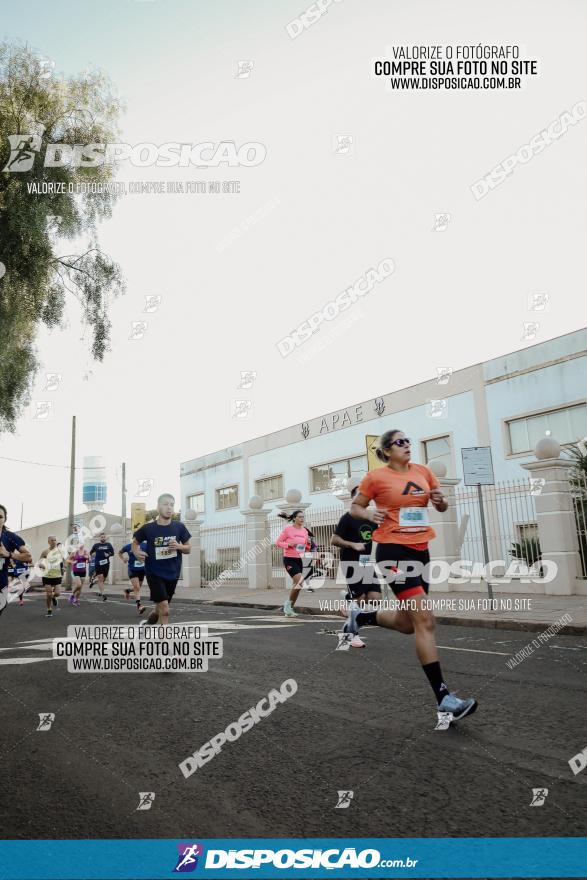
top-left (131, 539), bottom-right (147, 560)
top-left (350, 493), bottom-right (385, 524)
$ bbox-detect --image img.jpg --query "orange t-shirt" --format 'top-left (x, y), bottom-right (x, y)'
top-left (358, 463), bottom-right (440, 546)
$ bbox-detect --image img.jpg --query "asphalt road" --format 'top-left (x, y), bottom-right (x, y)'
top-left (1, 589), bottom-right (586, 841)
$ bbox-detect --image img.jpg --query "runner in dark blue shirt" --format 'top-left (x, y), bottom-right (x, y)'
top-left (89, 534), bottom-right (115, 602)
top-left (118, 541), bottom-right (148, 614)
top-left (132, 493), bottom-right (191, 626)
top-left (0, 505), bottom-right (32, 617)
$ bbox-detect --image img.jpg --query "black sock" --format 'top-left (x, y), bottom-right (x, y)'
top-left (422, 661), bottom-right (450, 705)
top-left (356, 610), bottom-right (378, 627)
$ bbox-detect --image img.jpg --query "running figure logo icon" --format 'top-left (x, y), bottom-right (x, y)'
top-left (522, 322), bottom-right (539, 341)
top-left (43, 373), bottom-right (62, 392)
top-left (373, 397), bottom-right (385, 416)
top-left (135, 478), bottom-right (154, 498)
top-left (143, 295), bottom-right (161, 314)
top-left (333, 135), bottom-right (353, 156)
top-left (335, 790), bottom-right (354, 809)
top-left (236, 60), bottom-right (254, 78)
top-left (2, 134), bottom-right (42, 172)
top-left (435, 367), bottom-right (452, 385)
top-left (37, 713), bottom-right (55, 731)
top-left (528, 293), bottom-right (549, 311)
top-left (174, 843), bottom-right (204, 872)
top-left (238, 370), bottom-right (257, 389)
top-left (136, 792), bottom-right (155, 811)
top-left (530, 788), bottom-right (548, 806)
top-left (432, 212), bottom-right (451, 231)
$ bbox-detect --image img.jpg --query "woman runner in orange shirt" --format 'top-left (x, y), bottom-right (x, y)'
top-left (344, 428), bottom-right (478, 723)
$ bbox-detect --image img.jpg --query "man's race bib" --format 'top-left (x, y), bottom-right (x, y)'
top-left (399, 507), bottom-right (429, 530)
top-left (295, 543), bottom-right (306, 554)
top-left (155, 546), bottom-right (177, 560)
top-left (99, 558), bottom-right (108, 566)
top-left (358, 554), bottom-right (371, 566)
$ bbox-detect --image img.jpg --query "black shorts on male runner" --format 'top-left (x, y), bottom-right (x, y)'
top-left (42, 576), bottom-right (62, 587)
top-left (129, 570), bottom-right (145, 584)
top-left (283, 557), bottom-right (304, 578)
top-left (375, 543), bottom-right (430, 600)
top-left (339, 561), bottom-right (381, 600)
top-left (96, 564), bottom-right (110, 579)
top-left (146, 574), bottom-right (178, 603)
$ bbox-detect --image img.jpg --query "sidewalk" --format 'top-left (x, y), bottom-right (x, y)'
top-left (166, 583), bottom-right (587, 635)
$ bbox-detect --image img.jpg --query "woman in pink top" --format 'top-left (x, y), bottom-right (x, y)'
top-left (276, 510), bottom-right (311, 617)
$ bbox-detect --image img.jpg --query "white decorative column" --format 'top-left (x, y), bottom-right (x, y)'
top-left (427, 461), bottom-right (462, 592)
top-left (182, 509), bottom-right (202, 589)
top-left (241, 495), bottom-right (271, 589)
top-left (275, 488), bottom-right (311, 519)
top-left (520, 437), bottom-right (583, 596)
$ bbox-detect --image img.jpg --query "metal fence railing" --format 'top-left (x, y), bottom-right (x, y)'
top-left (570, 468), bottom-right (587, 577)
top-left (454, 479), bottom-right (538, 569)
top-left (200, 521), bottom-right (247, 586)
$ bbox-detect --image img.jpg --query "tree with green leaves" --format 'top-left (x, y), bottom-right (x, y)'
top-left (0, 42), bottom-right (125, 432)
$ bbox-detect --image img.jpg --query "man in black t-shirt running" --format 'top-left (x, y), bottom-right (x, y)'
top-left (331, 485), bottom-right (382, 648)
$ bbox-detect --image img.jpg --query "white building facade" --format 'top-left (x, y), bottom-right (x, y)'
top-left (181, 329), bottom-right (587, 524)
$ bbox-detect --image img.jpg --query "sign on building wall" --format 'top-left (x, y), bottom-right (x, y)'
top-left (131, 503), bottom-right (146, 532)
top-left (461, 447), bottom-right (495, 486)
top-left (366, 434), bottom-right (385, 471)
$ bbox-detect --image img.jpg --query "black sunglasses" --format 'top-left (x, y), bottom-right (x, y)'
top-left (388, 437), bottom-right (411, 448)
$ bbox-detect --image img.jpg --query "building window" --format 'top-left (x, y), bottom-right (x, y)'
top-left (218, 547), bottom-right (241, 570)
top-left (422, 436), bottom-right (451, 473)
top-left (507, 404), bottom-right (587, 455)
top-left (254, 475), bottom-right (284, 502)
top-left (216, 485), bottom-right (239, 510)
top-left (187, 493), bottom-right (205, 514)
top-left (310, 454), bottom-right (368, 492)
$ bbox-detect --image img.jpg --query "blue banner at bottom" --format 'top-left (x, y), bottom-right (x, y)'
top-left (0, 838), bottom-right (586, 879)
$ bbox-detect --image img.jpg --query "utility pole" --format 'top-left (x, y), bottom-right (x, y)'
top-left (66, 415), bottom-right (76, 589)
top-left (121, 462), bottom-right (127, 540)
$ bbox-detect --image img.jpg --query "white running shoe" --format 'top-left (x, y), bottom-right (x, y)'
top-left (350, 635), bottom-right (366, 648)
top-left (283, 601), bottom-right (298, 617)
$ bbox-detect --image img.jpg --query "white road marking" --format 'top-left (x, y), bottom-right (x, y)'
top-left (437, 645), bottom-right (510, 656)
top-left (0, 657), bottom-right (52, 665)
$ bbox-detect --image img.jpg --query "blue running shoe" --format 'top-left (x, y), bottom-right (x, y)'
top-left (438, 693), bottom-right (478, 721)
top-left (343, 603), bottom-right (362, 636)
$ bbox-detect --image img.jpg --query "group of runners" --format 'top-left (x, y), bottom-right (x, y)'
top-left (276, 428), bottom-right (478, 723)
top-left (2, 434), bottom-right (478, 724)
top-left (0, 494), bottom-right (192, 627)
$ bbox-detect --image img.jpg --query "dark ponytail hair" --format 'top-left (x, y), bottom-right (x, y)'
top-left (0, 504), bottom-right (6, 533)
top-left (375, 429), bottom-right (402, 462)
top-left (278, 509), bottom-right (304, 523)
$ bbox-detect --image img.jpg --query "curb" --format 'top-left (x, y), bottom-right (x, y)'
top-left (190, 599), bottom-right (587, 636)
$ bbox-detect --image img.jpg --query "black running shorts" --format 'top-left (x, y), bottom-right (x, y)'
top-left (96, 564), bottom-right (110, 579)
top-left (375, 543), bottom-right (430, 599)
top-left (129, 570), bottom-right (145, 584)
top-left (283, 557), bottom-right (304, 578)
top-left (42, 576), bottom-right (62, 587)
top-left (146, 574), bottom-right (178, 603)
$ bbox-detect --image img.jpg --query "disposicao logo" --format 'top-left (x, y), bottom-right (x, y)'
top-left (174, 843), bottom-right (204, 872)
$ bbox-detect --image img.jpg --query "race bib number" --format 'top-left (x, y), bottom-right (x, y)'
top-left (358, 554), bottom-right (371, 567)
top-left (399, 507), bottom-right (429, 530)
top-left (133, 560), bottom-right (145, 569)
top-left (99, 558), bottom-right (108, 566)
top-left (155, 546), bottom-right (177, 561)
top-left (295, 543), bottom-right (306, 554)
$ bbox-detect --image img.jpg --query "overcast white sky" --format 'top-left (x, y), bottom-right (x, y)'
top-left (1, 0), bottom-right (586, 528)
